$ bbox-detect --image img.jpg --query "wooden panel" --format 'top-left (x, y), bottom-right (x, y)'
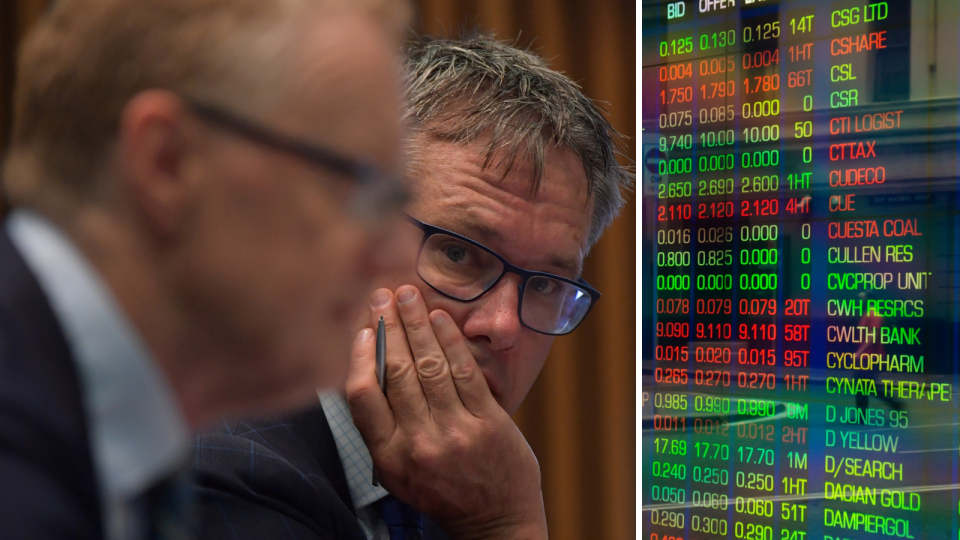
top-left (475, 0), bottom-right (517, 39)
top-left (584, 1), bottom-right (635, 538)
top-left (413, 0), bottom-right (463, 35)
top-left (1, 2), bottom-right (18, 152)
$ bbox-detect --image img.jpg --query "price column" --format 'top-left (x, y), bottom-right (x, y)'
top-left (689, 17), bottom-right (740, 540)
top-left (649, 18), bottom-right (696, 540)
top-left (731, 8), bottom-right (782, 540)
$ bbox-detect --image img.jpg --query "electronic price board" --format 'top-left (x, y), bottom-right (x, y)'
top-left (641, 1), bottom-right (960, 539)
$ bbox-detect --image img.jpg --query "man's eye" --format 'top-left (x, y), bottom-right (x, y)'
top-left (445, 246), bottom-right (467, 263)
top-left (531, 278), bottom-right (555, 294)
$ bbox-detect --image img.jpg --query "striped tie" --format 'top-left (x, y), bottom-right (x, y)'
top-left (373, 494), bottom-right (424, 540)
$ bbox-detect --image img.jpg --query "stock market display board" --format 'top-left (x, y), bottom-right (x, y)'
top-left (641, 1), bottom-right (960, 538)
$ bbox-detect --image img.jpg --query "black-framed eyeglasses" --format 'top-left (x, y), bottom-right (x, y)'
top-left (183, 97), bottom-right (409, 221)
top-left (405, 214), bottom-right (600, 335)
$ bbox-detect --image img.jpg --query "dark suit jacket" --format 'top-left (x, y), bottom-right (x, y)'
top-left (194, 406), bottom-right (450, 540)
top-left (0, 229), bottom-right (104, 539)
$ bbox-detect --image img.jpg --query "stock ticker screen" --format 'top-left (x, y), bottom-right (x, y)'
top-left (641, 0), bottom-right (960, 539)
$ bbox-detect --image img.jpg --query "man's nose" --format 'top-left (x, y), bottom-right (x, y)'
top-left (461, 273), bottom-right (524, 351)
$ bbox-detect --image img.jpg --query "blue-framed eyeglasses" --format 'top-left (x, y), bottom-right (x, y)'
top-left (184, 98), bottom-right (409, 221)
top-left (405, 214), bottom-right (600, 335)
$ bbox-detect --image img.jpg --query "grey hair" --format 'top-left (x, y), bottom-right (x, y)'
top-left (401, 32), bottom-right (634, 249)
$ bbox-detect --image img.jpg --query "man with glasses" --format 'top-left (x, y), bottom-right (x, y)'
top-left (194, 34), bottom-right (632, 540)
top-left (0, 0), bottom-right (411, 538)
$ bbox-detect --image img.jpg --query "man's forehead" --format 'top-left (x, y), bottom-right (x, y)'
top-left (410, 131), bottom-right (590, 197)
top-left (409, 136), bottom-right (592, 270)
top-left (478, 145), bottom-right (590, 203)
top-left (442, 208), bottom-right (585, 274)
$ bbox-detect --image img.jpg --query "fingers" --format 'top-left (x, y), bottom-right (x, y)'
top-left (345, 327), bottom-right (395, 450)
top-left (368, 288), bottom-right (430, 426)
top-left (429, 309), bottom-right (496, 417)
top-left (394, 286), bottom-right (461, 418)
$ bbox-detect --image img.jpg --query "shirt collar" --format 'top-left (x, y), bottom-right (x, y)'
top-left (319, 391), bottom-right (389, 510)
top-left (7, 209), bottom-right (191, 524)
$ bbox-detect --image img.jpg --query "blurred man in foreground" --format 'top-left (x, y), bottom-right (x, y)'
top-left (0, 0), bottom-right (409, 537)
top-left (194, 34), bottom-right (633, 540)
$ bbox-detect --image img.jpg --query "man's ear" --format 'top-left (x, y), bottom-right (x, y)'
top-left (115, 90), bottom-right (199, 241)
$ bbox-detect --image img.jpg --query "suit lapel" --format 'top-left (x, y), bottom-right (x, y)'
top-left (290, 405), bottom-right (357, 513)
top-left (0, 226), bottom-right (104, 537)
top-left (212, 412), bottom-right (366, 538)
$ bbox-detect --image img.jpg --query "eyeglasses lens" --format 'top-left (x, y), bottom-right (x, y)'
top-left (418, 234), bottom-right (504, 300)
top-left (521, 277), bottom-right (593, 334)
top-left (417, 232), bottom-right (592, 335)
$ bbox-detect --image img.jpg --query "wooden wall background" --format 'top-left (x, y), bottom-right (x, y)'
top-left (0, 1), bottom-right (636, 539)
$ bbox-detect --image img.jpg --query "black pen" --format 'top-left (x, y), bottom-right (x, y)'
top-left (377, 316), bottom-right (386, 394)
top-left (372, 316), bottom-right (386, 486)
